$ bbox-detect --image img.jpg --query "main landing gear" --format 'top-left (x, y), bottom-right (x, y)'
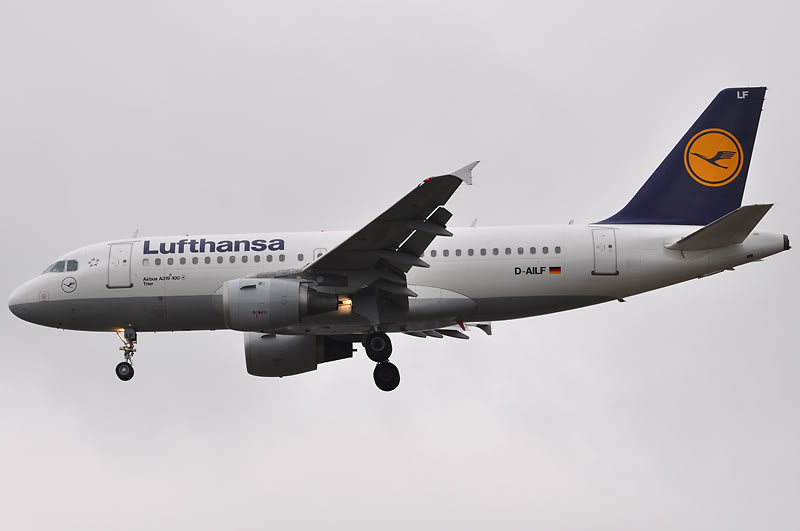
top-left (365, 331), bottom-right (400, 392)
top-left (115, 328), bottom-right (136, 382)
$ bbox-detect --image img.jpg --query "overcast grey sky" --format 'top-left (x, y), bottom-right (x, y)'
top-left (1, 1), bottom-right (798, 529)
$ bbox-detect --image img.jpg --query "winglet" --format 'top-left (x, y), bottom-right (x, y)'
top-left (451, 161), bottom-right (479, 185)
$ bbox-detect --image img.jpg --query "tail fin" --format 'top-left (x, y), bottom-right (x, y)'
top-left (601, 87), bottom-right (766, 225)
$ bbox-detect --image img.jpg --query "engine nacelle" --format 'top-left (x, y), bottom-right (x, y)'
top-left (223, 278), bottom-right (338, 332)
top-left (244, 333), bottom-right (354, 377)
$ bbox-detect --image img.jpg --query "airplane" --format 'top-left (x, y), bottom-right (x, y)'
top-left (8, 87), bottom-right (790, 392)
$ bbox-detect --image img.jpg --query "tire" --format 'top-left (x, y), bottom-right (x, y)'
top-left (116, 361), bottom-right (134, 382)
top-left (365, 332), bottom-right (392, 363)
top-left (373, 361), bottom-right (400, 392)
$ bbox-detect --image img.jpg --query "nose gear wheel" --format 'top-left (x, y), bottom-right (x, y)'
top-left (116, 361), bottom-right (134, 381)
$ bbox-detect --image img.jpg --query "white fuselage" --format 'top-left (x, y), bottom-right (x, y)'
top-left (7, 224), bottom-right (787, 335)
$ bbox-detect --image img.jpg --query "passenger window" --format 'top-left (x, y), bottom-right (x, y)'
top-left (205, 257), bottom-right (211, 264)
top-left (543, 246), bottom-right (549, 254)
top-left (167, 258), bottom-right (174, 265)
top-left (480, 248), bottom-right (486, 256)
top-left (455, 249), bottom-right (462, 257)
top-left (443, 250), bottom-right (449, 257)
top-left (530, 247), bottom-right (536, 255)
top-left (48, 261), bottom-right (66, 273)
top-left (155, 258), bottom-right (162, 266)
top-left (468, 249), bottom-right (474, 256)
top-left (242, 255), bottom-right (248, 263)
top-left (217, 256), bottom-right (223, 264)
top-left (279, 254), bottom-right (285, 262)
top-left (192, 257), bottom-right (199, 265)
top-left (254, 255), bottom-right (261, 263)
top-left (229, 256), bottom-right (236, 263)
top-left (492, 248), bottom-right (499, 256)
top-left (431, 250), bottom-right (437, 257)
top-left (143, 259), bottom-right (150, 266)
top-left (505, 248), bottom-right (511, 255)
top-left (297, 253), bottom-right (304, 261)
top-left (267, 255), bottom-right (273, 262)
top-left (67, 260), bottom-right (78, 272)
top-left (517, 247), bottom-right (523, 255)
top-left (555, 246), bottom-right (562, 254)
top-left (180, 257), bottom-right (186, 265)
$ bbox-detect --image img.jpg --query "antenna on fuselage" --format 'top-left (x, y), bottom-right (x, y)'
top-left (131, 229), bottom-right (139, 238)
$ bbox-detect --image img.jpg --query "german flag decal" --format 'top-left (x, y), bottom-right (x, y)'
top-left (549, 266), bottom-right (562, 275)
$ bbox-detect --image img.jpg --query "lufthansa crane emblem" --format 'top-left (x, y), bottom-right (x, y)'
top-left (684, 128), bottom-right (743, 187)
top-left (61, 277), bottom-right (77, 293)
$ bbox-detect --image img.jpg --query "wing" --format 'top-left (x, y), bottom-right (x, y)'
top-left (716, 150), bottom-right (737, 160)
top-left (298, 162), bottom-right (478, 322)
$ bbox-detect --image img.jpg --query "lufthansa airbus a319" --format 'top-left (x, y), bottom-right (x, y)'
top-left (8, 87), bottom-right (790, 391)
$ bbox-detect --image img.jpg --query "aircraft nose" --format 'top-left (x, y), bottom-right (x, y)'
top-left (8, 284), bottom-right (31, 319)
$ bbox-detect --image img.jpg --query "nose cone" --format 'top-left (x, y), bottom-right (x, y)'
top-left (8, 283), bottom-right (31, 320)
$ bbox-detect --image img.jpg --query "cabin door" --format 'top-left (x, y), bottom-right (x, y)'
top-left (591, 229), bottom-right (618, 276)
top-left (108, 243), bottom-right (134, 288)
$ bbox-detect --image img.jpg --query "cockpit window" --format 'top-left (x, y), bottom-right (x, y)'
top-left (44, 261), bottom-right (66, 274)
top-left (67, 260), bottom-right (78, 272)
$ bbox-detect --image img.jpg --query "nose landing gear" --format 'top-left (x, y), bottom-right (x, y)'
top-left (115, 328), bottom-right (136, 382)
top-left (365, 331), bottom-right (400, 392)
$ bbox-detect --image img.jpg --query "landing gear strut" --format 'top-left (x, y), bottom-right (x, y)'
top-left (365, 331), bottom-right (400, 391)
top-left (115, 328), bottom-right (136, 382)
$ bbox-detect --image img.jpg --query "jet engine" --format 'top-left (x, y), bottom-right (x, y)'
top-left (223, 278), bottom-right (338, 332)
top-left (244, 333), bottom-right (354, 377)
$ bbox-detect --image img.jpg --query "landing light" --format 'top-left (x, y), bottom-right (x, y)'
top-left (337, 296), bottom-right (353, 314)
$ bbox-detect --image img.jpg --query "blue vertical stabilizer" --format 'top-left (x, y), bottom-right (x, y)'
top-left (600, 87), bottom-right (766, 225)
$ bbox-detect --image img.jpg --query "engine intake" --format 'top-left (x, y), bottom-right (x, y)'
top-left (244, 333), bottom-right (354, 377)
top-left (223, 278), bottom-right (338, 332)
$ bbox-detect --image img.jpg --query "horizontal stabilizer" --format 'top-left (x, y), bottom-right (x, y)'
top-left (666, 204), bottom-right (773, 251)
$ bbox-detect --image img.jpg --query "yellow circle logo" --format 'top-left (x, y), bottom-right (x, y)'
top-left (684, 128), bottom-right (743, 187)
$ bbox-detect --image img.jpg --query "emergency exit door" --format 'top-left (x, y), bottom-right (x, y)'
top-left (591, 229), bottom-right (618, 276)
top-left (107, 243), bottom-right (134, 288)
